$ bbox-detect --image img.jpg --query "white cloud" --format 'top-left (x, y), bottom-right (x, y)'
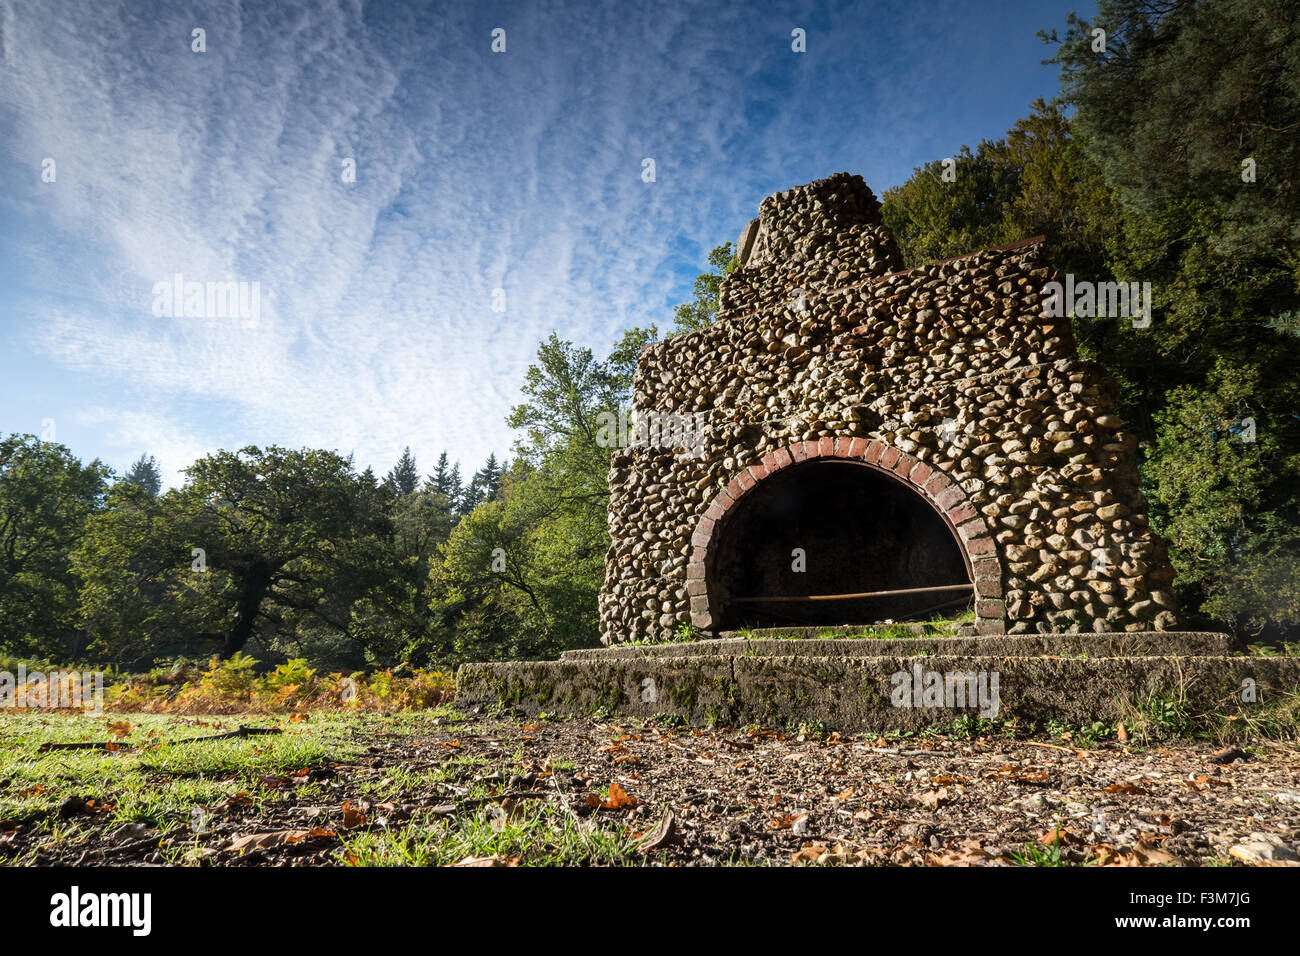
top-left (1, 0), bottom-right (1062, 486)
top-left (74, 407), bottom-right (211, 490)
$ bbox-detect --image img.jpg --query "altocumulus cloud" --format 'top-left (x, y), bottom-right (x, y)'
top-left (0, 0), bottom-right (1070, 485)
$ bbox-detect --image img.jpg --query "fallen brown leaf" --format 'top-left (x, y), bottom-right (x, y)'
top-left (287, 827), bottom-right (336, 843)
top-left (1103, 782), bottom-right (1148, 795)
top-left (790, 843), bottom-right (828, 864)
top-left (1093, 843), bottom-right (1181, 867)
top-left (453, 854), bottom-right (520, 866)
top-left (1039, 826), bottom-right (1085, 846)
top-left (927, 840), bottom-right (994, 866)
top-left (603, 781), bottom-right (638, 809)
top-left (341, 801), bottom-right (366, 828)
top-left (227, 829), bottom-right (324, 852)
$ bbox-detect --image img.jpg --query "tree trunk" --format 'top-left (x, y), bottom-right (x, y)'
top-left (221, 560), bottom-right (273, 657)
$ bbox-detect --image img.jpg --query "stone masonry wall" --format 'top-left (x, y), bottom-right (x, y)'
top-left (599, 172), bottom-right (1179, 644)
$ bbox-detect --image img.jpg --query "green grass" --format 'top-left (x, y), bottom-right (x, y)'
top-left (0, 707), bottom-right (655, 867)
top-left (1009, 842), bottom-right (1087, 867)
top-left (1245, 641), bottom-right (1300, 657)
top-left (0, 712), bottom-right (376, 835)
top-left (0, 709), bottom-right (463, 833)
top-left (1009, 824), bottom-right (1096, 867)
top-left (338, 799), bottom-right (641, 866)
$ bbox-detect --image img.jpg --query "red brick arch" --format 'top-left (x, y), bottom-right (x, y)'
top-left (685, 438), bottom-right (1005, 634)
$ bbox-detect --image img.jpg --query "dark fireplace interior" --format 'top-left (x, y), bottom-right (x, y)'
top-left (710, 460), bottom-right (972, 629)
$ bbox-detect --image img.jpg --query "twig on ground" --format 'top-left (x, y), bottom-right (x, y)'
top-left (172, 726), bottom-right (283, 744)
top-left (37, 741), bottom-right (137, 753)
top-left (37, 724), bottom-right (282, 754)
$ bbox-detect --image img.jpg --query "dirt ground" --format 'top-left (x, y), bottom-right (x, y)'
top-left (4, 710), bottom-right (1299, 867)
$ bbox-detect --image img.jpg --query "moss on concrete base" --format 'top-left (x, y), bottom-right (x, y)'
top-left (456, 640), bottom-right (1297, 733)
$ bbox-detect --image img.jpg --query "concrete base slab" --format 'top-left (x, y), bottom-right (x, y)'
top-left (456, 634), bottom-right (1296, 732)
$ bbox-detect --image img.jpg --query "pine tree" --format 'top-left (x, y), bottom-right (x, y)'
top-left (447, 462), bottom-right (463, 514)
top-left (476, 453), bottom-right (503, 502)
top-left (122, 453), bottom-right (162, 497)
top-left (383, 446), bottom-right (420, 497)
top-left (459, 473), bottom-right (483, 514)
top-left (428, 452), bottom-right (453, 495)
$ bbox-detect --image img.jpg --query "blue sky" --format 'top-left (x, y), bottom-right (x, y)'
top-left (0, 0), bottom-right (1093, 487)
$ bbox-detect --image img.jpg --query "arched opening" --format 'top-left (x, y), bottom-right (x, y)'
top-left (709, 459), bottom-right (972, 630)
